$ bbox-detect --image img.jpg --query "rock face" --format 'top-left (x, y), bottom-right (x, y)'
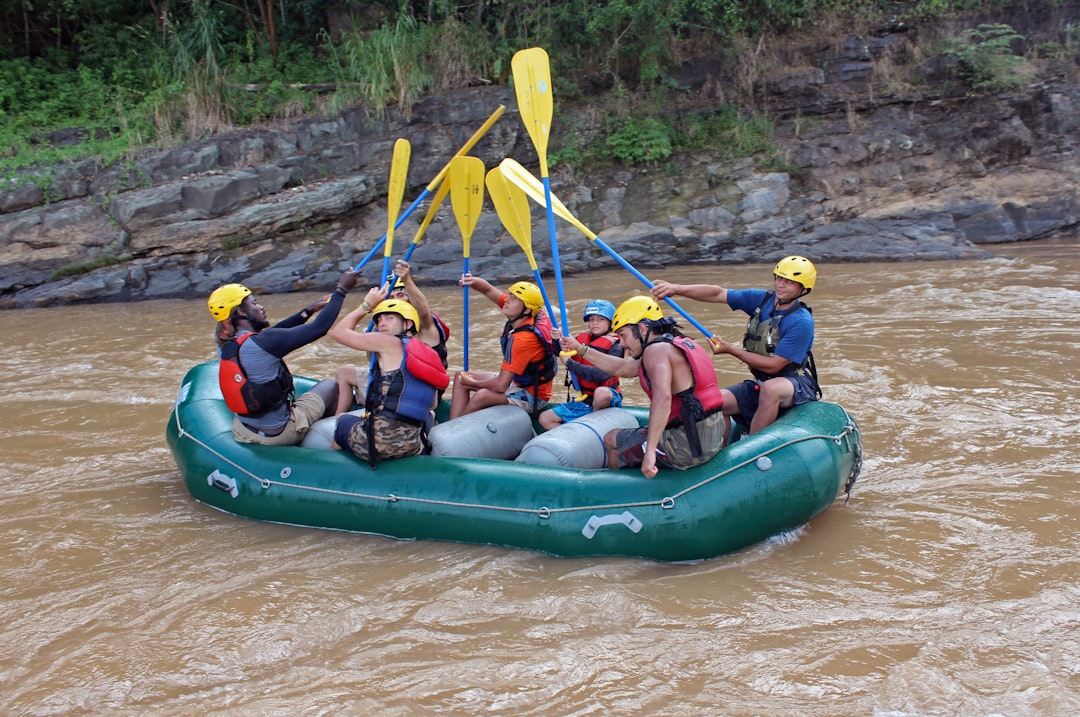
top-left (1, 20), bottom-right (1078, 308)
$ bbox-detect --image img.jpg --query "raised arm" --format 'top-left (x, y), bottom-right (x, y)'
top-left (395, 259), bottom-right (438, 345)
top-left (651, 280), bottom-right (729, 304)
top-left (459, 273), bottom-right (502, 305)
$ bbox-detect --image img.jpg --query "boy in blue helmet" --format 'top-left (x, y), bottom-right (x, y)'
top-left (539, 299), bottom-right (624, 430)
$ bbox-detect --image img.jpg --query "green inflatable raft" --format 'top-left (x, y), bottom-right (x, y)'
top-left (166, 362), bottom-right (862, 562)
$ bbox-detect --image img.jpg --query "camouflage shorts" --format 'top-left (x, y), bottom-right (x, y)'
top-left (336, 412), bottom-right (424, 462)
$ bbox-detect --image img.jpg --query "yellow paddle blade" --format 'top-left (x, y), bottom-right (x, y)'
top-left (498, 158), bottom-right (594, 240)
top-left (485, 167), bottom-right (537, 271)
top-left (511, 47), bottom-right (553, 176)
top-left (409, 174), bottom-right (452, 248)
top-left (385, 138), bottom-right (411, 257)
top-left (449, 155), bottom-right (485, 258)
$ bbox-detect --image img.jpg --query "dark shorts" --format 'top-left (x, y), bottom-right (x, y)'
top-left (727, 374), bottom-right (818, 430)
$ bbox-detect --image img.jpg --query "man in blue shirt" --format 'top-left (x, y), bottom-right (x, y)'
top-left (651, 256), bottom-right (820, 437)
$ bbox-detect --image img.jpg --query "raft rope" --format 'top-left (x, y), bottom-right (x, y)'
top-left (174, 403), bottom-right (861, 518)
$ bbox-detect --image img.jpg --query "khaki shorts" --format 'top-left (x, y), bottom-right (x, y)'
top-left (232, 391), bottom-right (327, 446)
top-left (612, 411), bottom-right (726, 471)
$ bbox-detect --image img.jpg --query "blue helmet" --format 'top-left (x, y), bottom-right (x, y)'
top-left (582, 299), bottom-right (616, 323)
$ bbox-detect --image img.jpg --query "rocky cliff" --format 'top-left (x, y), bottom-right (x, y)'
top-left (2, 9), bottom-right (1077, 308)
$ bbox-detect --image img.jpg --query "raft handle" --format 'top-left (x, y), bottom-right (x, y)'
top-left (207, 469), bottom-right (238, 498)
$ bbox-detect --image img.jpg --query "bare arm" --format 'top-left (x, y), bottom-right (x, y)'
top-left (560, 332), bottom-right (640, 378)
top-left (709, 336), bottom-right (792, 374)
top-left (395, 259), bottom-right (439, 345)
top-left (457, 367), bottom-right (515, 393)
top-left (459, 273), bottom-right (502, 305)
top-left (652, 280), bottom-right (729, 304)
top-left (329, 286), bottom-right (388, 350)
top-left (639, 344), bottom-right (675, 479)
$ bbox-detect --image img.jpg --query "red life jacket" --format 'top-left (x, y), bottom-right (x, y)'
top-left (638, 334), bottom-right (724, 427)
top-left (638, 334), bottom-right (725, 460)
top-left (403, 336), bottom-right (450, 391)
top-left (217, 333), bottom-right (294, 416)
top-left (572, 330), bottom-right (621, 395)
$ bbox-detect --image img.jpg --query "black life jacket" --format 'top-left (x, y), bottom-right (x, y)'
top-left (217, 333), bottom-right (294, 416)
top-left (499, 313), bottom-right (556, 393)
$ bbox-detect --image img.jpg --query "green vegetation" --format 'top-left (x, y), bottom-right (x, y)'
top-left (944, 23), bottom-right (1037, 92)
top-left (50, 254), bottom-right (127, 280)
top-left (0, 0), bottom-right (1072, 177)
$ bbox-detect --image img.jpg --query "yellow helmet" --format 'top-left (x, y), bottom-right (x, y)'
top-left (372, 299), bottom-right (419, 330)
top-left (612, 295), bottom-right (663, 332)
top-left (208, 283), bottom-right (251, 321)
top-left (508, 281), bottom-right (544, 313)
top-left (773, 255), bottom-right (816, 291)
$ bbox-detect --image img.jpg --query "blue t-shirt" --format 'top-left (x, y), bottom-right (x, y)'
top-left (726, 288), bottom-right (814, 366)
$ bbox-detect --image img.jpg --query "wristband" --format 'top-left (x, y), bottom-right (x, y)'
top-left (299, 309), bottom-right (310, 320)
top-left (359, 301), bottom-right (372, 314)
top-left (333, 287), bottom-right (348, 297)
top-left (580, 345), bottom-right (590, 358)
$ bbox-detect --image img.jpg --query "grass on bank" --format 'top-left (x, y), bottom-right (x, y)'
top-left (1, 1), bottom-right (1074, 182)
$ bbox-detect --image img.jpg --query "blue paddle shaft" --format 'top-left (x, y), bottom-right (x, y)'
top-left (462, 257), bottom-right (470, 372)
top-left (541, 178), bottom-right (570, 335)
top-left (351, 189), bottom-right (430, 272)
top-left (592, 237), bottom-right (714, 338)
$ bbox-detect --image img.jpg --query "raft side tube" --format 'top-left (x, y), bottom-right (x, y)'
top-left (428, 405), bottom-right (536, 459)
top-left (515, 408), bottom-right (640, 468)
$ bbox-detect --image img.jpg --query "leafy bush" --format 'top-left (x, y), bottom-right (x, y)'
top-left (604, 116), bottom-right (673, 164)
top-left (944, 23), bottom-right (1036, 92)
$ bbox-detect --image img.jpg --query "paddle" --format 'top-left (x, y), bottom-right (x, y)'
top-left (449, 155), bottom-right (485, 372)
top-left (484, 167), bottom-right (557, 322)
top-left (379, 138), bottom-right (411, 289)
top-left (512, 47), bottom-right (570, 336)
top-left (350, 104), bottom-right (506, 273)
top-left (499, 158), bottom-right (715, 339)
top-left (488, 165), bottom-right (580, 393)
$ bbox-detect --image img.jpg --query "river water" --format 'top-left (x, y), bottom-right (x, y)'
top-left (1, 239), bottom-right (1078, 716)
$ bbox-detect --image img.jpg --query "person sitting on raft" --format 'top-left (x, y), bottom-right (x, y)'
top-left (329, 294), bottom-right (449, 466)
top-left (559, 296), bottom-right (726, 478)
top-left (208, 268), bottom-right (357, 446)
top-left (651, 255), bottom-right (821, 437)
top-left (333, 259), bottom-right (451, 415)
top-left (449, 276), bottom-right (555, 419)
top-left (539, 298), bottom-right (623, 430)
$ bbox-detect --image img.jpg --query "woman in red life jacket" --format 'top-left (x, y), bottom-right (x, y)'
top-left (333, 259), bottom-right (452, 415)
top-left (329, 297), bottom-right (449, 466)
top-left (538, 298), bottom-right (623, 430)
top-left (449, 275), bottom-right (555, 419)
